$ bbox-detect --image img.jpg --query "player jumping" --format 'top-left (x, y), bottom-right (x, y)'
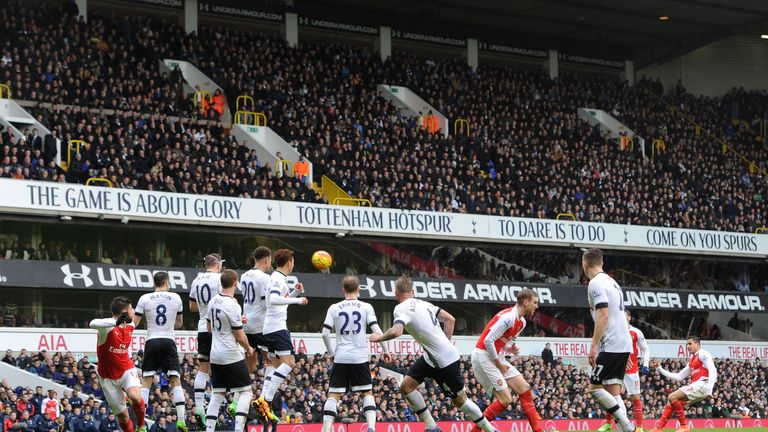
top-left (255, 249), bottom-right (308, 422)
top-left (650, 335), bottom-right (717, 432)
top-left (133, 272), bottom-right (186, 432)
top-left (321, 275), bottom-right (388, 432)
top-left (205, 269), bottom-right (254, 432)
top-left (89, 296), bottom-right (146, 432)
top-left (189, 254), bottom-right (224, 422)
top-left (371, 276), bottom-right (498, 432)
top-left (470, 288), bottom-right (544, 432)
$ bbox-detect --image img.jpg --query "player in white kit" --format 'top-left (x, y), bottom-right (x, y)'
top-left (189, 254), bottom-right (224, 421)
top-left (371, 276), bottom-right (498, 432)
top-left (255, 249), bottom-right (308, 421)
top-left (601, 310), bottom-right (650, 432)
top-left (133, 272), bottom-right (186, 432)
top-left (239, 246), bottom-right (281, 421)
top-left (205, 269), bottom-right (254, 432)
top-left (582, 249), bottom-right (637, 432)
top-left (321, 276), bottom-right (388, 432)
top-left (650, 335), bottom-right (717, 432)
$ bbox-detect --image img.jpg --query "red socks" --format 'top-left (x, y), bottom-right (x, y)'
top-left (119, 419), bottom-right (134, 432)
top-left (672, 400), bottom-right (687, 426)
top-left (471, 391), bottom-right (541, 432)
top-left (605, 412), bottom-right (615, 426)
top-left (633, 398), bottom-right (643, 428)
top-left (134, 400), bottom-right (146, 428)
top-left (519, 390), bottom-right (542, 432)
top-left (656, 404), bottom-right (673, 429)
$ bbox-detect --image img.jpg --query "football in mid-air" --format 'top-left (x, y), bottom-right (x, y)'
top-left (311, 250), bottom-right (333, 270)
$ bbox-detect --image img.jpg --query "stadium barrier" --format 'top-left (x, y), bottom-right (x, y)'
top-left (1, 328), bottom-right (766, 360)
top-left (255, 418), bottom-right (767, 432)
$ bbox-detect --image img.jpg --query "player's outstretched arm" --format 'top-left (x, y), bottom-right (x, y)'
top-left (437, 309), bottom-right (455, 340)
top-left (372, 323), bottom-right (404, 343)
top-left (269, 290), bottom-right (305, 305)
top-left (658, 364), bottom-right (691, 382)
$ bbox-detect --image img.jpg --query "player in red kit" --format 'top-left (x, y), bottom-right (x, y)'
top-left (650, 335), bottom-right (717, 432)
top-left (89, 296), bottom-right (146, 432)
top-left (469, 289), bottom-right (544, 432)
top-left (601, 310), bottom-right (650, 432)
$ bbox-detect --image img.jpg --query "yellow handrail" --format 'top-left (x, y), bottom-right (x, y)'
top-left (454, 118), bottom-right (470, 136)
top-left (556, 212), bottom-right (576, 221)
top-left (277, 159), bottom-right (293, 177)
top-left (194, 90), bottom-right (212, 108)
top-left (86, 178), bottom-right (114, 188)
top-left (639, 85), bottom-right (768, 177)
top-left (234, 110), bottom-right (267, 127)
top-left (67, 140), bottom-right (85, 168)
top-left (651, 139), bottom-right (666, 159)
top-left (755, 227), bottom-right (768, 234)
top-left (0, 83), bottom-right (10, 99)
top-left (236, 95), bottom-right (254, 113)
top-left (333, 197), bottom-right (372, 207)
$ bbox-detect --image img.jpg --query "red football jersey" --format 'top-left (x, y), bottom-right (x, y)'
top-left (689, 350), bottom-right (711, 383)
top-left (96, 323), bottom-right (136, 380)
top-left (475, 306), bottom-right (526, 355)
top-left (626, 328), bottom-right (639, 373)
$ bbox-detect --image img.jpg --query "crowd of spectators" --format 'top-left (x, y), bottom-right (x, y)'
top-left (1, 0), bottom-right (767, 234)
top-left (1, 349), bottom-right (765, 430)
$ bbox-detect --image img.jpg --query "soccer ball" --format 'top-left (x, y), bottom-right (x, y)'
top-left (311, 250), bottom-right (333, 270)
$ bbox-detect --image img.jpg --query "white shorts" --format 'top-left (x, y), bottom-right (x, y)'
top-left (680, 379), bottom-right (710, 405)
top-left (623, 372), bottom-right (640, 395)
top-left (100, 368), bottom-right (141, 413)
top-left (471, 349), bottom-right (521, 392)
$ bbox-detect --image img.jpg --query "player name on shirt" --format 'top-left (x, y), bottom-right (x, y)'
top-left (393, 298), bottom-right (459, 368)
top-left (324, 299), bottom-right (379, 364)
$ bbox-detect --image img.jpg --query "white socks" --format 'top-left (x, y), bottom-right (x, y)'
top-left (363, 395), bottom-right (376, 429)
top-left (172, 385), bottom-right (186, 422)
top-left (206, 393), bottom-right (225, 432)
top-left (194, 371), bottom-right (209, 414)
top-left (140, 387), bottom-right (150, 406)
top-left (405, 390), bottom-right (437, 429)
top-left (458, 399), bottom-right (494, 432)
top-left (262, 366), bottom-right (275, 397)
top-left (589, 389), bottom-right (633, 432)
top-left (264, 363), bottom-right (292, 402)
top-left (234, 391), bottom-right (253, 432)
top-left (322, 398), bottom-right (337, 432)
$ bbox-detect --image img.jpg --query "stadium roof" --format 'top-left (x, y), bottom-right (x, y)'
top-left (295, 0), bottom-right (768, 67)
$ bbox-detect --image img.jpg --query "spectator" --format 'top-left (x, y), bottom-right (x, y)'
top-left (74, 414), bottom-right (96, 432)
top-left (1, 350), bottom-right (14, 366)
top-left (97, 414), bottom-right (118, 432)
top-left (541, 343), bottom-right (554, 366)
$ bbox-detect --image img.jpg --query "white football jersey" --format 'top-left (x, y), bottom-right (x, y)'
top-left (239, 268), bottom-right (270, 334)
top-left (207, 294), bottom-right (245, 365)
top-left (189, 272), bottom-right (223, 332)
top-left (263, 271), bottom-right (302, 334)
top-left (588, 272), bottom-right (632, 353)
top-left (135, 291), bottom-right (183, 340)
top-left (393, 298), bottom-right (459, 368)
top-left (323, 299), bottom-right (379, 364)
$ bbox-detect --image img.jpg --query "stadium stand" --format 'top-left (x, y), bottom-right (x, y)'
top-left (1, 350), bottom-right (765, 429)
top-left (1, 2), bottom-right (767, 234)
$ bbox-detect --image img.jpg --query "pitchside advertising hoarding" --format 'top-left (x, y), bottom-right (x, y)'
top-left (1, 328), bottom-right (766, 360)
top-left (0, 260), bottom-right (766, 312)
top-left (258, 418), bottom-right (766, 432)
top-left (0, 179), bottom-right (766, 257)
